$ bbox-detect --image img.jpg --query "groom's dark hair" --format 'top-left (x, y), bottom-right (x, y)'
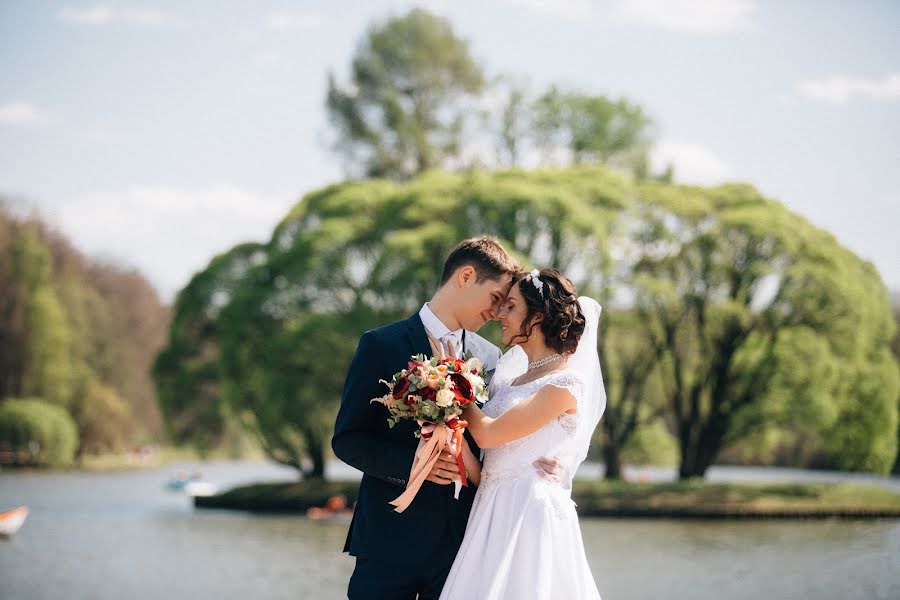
top-left (440, 236), bottom-right (520, 286)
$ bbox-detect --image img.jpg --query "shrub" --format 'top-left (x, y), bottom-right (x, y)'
top-left (0, 398), bottom-right (78, 467)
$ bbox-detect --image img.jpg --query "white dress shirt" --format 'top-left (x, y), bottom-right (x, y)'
top-left (418, 303), bottom-right (464, 358)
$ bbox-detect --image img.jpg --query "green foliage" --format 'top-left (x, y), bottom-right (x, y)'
top-left (891, 297), bottom-right (900, 474)
top-left (13, 228), bottom-right (75, 407)
top-left (532, 87), bottom-right (657, 176)
top-left (0, 398), bottom-right (78, 466)
top-left (621, 420), bottom-right (679, 467)
top-left (156, 166), bottom-right (899, 479)
top-left (324, 6), bottom-right (665, 182)
top-left (0, 206), bottom-right (169, 457)
top-left (595, 307), bottom-right (669, 478)
top-left (825, 348), bottom-right (899, 473)
top-left (153, 243), bottom-right (267, 454)
top-left (631, 181), bottom-right (899, 477)
top-left (69, 378), bottom-right (132, 454)
top-left (326, 8), bottom-right (485, 179)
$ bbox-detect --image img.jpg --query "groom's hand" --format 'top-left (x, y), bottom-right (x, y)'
top-left (426, 450), bottom-right (460, 485)
top-left (533, 455), bottom-right (566, 484)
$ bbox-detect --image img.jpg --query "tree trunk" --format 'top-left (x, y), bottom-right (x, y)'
top-left (603, 443), bottom-right (623, 480)
top-left (303, 430), bottom-right (326, 480)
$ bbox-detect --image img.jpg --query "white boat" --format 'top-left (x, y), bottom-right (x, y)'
top-left (165, 471), bottom-right (203, 491)
top-left (184, 481), bottom-right (218, 497)
top-left (0, 506), bottom-right (29, 537)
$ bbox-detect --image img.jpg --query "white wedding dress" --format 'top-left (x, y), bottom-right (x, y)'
top-left (438, 368), bottom-right (603, 600)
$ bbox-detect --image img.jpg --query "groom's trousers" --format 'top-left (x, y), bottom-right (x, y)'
top-left (347, 529), bottom-right (459, 600)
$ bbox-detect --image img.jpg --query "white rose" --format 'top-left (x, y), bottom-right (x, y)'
top-left (464, 357), bottom-right (483, 374)
top-left (436, 388), bottom-right (455, 407)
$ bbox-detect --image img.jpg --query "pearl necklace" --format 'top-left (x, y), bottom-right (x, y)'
top-left (527, 353), bottom-right (562, 371)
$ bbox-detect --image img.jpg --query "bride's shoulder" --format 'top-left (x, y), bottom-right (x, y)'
top-left (541, 369), bottom-right (586, 391)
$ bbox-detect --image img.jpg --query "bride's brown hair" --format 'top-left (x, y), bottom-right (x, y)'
top-left (507, 268), bottom-right (586, 355)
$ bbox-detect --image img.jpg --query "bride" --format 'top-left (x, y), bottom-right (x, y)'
top-left (439, 268), bottom-right (605, 600)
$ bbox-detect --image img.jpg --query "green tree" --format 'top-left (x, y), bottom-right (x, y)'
top-left (1, 205), bottom-right (169, 457)
top-left (153, 243), bottom-right (266, 454)
top-left (0, 211), bottom-right (29, 400)
top-left (891, 294), bottom-right (900, 474)
top-left (533, 87), bottom-right (656, 175)
top-left (326, 8), bottom-right (485, 179)
top-left (159, 168), bottom-right (626, 478)
top-left (483, 76), bottom-right (531, 169)
top-left (0, 398), bottom-right (78, 467)
top-left (69, 378), bottom-right (131, 455)
top-left (156, 167), bottom-right (898, 480)
top-left (13, 228), bottom-right (75, 407)
top-left (631, 183), bottom-right (899, 478)
top-left (597, 309), bottom-right (667, 479)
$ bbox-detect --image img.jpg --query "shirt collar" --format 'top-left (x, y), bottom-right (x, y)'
top-left (418, 303), bottom-right (462, 340)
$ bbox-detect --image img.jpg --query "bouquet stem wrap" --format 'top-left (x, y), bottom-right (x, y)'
top-left (389, 418), bottom-right (468, 513)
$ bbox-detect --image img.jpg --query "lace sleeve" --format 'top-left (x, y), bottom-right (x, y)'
top-left (543, 371), bottom-right (585, 407)
top-left (543, 371), bottom-right (586, 436)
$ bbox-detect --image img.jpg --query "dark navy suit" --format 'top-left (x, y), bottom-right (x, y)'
top-left (332, 313), bottom-right (499, 599)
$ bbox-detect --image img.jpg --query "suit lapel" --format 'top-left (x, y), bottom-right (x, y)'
top-left (405, 313), bottom-right (432, 359)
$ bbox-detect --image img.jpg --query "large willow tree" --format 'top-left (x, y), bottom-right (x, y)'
top-left (154, 166), bottom-right (898, 479)
top-left (629, 183), bottom-right (898, 477)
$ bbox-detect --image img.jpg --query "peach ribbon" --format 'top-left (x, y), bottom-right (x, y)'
top-left (389, 420), bottom-right (468, 513)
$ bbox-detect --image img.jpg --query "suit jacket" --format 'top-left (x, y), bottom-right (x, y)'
top-left (332, 313), bottom-right (501, 559)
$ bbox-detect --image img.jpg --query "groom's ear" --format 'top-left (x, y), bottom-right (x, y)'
top-left (456, 265), bottom-right (477, 288)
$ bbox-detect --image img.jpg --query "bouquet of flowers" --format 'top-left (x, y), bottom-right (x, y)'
top-left (371, 352), bottom-right (488, 512)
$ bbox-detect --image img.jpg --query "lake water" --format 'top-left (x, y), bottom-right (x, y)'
top-left (1, 461), bottom-right (899, 599)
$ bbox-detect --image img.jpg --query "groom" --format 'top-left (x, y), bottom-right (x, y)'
top-left (334, 236), bottom-right (533, 599)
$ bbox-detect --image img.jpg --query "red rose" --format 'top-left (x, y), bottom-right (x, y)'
top-left (449, 372), bottom-right (474, 405)
top-left (392, 376), bottom-right (411, 400)
top-left (419, 386), bottom-right (436, 401)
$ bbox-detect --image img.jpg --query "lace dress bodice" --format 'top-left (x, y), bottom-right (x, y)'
top-left (480, 370), bottom-right (585, 489)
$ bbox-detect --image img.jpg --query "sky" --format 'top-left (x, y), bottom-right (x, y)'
top-left (1, 0), bottom-right (898, 302)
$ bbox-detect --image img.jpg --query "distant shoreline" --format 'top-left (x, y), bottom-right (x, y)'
top-left (194, 479), bottom-right (900, 520)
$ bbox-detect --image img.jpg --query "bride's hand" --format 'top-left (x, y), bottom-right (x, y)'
top-left (460, 442), bottom-right (481, 486)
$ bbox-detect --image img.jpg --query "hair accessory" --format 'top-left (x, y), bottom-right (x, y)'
top-left (528, 269), bottom-right (544, 297)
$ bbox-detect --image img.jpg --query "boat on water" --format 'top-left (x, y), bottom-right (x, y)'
top-left (0, 506), bottom-right (29, 538)
top-left (165, 471), bottom-right (204, 491)
top-left (184, 481), bottom-right (218, 497)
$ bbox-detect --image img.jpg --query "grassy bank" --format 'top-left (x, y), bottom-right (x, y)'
top-left (195, 478), bottom-right (900, 519)
top-left (570, 480), bottom-right (900, 518)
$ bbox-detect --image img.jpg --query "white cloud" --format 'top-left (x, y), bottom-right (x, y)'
top-left (52, 184), bottom-right (294, 301)
top-left (651, 140), bottom-right (732, 185)
top-left (797, 73), bottom-right (900, 105)
top-left (502, 0), bottom-right (592, 20)
top-left (264, 11), bottom-right (324, 31)
top-left (57, 6), bottom-right (180, 27)
top-left (615, 0), bottom-right (756, 33)
top-left (0, 102), bottom-right (51, 125)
